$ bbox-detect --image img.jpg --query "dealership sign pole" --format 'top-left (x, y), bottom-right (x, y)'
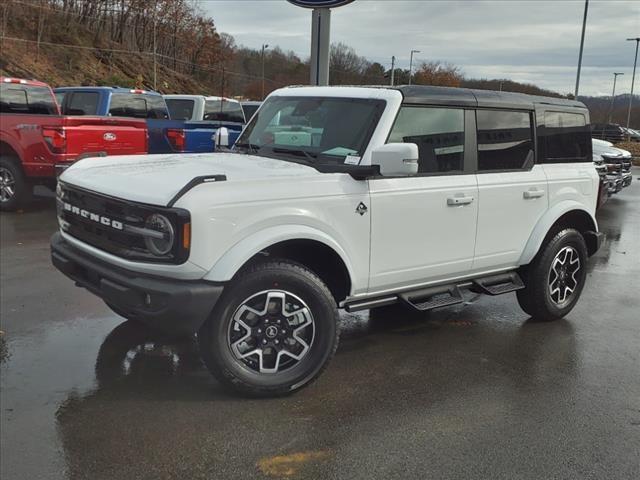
top-left (287, 0), bottom-right (355, 86)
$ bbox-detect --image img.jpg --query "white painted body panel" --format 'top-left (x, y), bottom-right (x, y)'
top-left (368, 174), bottom-right (478, 292)
top-left (176, 173), bottom-right (371, 295)
top-left (542, 163), bottom-right (598, 216)
top-left (59, 153), bottom-right (320, 206)
top-left (473, 166), bottom-right (548, 271)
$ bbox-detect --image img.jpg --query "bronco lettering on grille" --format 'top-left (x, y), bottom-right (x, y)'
top-left (63, 202), bottom-right (124, 230)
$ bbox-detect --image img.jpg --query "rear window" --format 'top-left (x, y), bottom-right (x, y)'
top-left (204, 99), bottom-right (245, 123)
top-left (0, 84), bottom-right (58, 114)
top-left (241, 103), bottom-right (260, 120)
top-left (65, 92), bottom-right (99, 115)
top-left (542, 112), bottom-right (590, 163)
top-left (165, 99), bottom-right (195, 120)
top-left (108, 93), bottom-right (168, 119)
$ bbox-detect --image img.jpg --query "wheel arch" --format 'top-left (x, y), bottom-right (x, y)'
top-left (0, 140), bottom-right (23, 168)
top-left (203, 226), bottom-right (355, 303)
top-left (520, 202), bottom-right (598, 265)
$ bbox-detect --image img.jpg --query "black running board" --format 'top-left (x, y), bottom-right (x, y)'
top-left (344, 270), bottom-right (524, 313)
top-left (398, 285), bottom-right (464, 312)
top-left (472, 272), bottom-right (524, 296)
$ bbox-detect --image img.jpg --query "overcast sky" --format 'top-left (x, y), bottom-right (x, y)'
top-left (202, 0), bottom-right (639, 97)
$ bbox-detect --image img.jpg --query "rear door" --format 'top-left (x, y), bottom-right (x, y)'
top-left (368, 106), bottom-right (479, 293)
top-left (473, 109), bottom-right (548, 270)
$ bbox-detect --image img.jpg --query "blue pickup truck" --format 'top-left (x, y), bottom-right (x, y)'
top-left (164, 95), bottom-right (245, 150)
top-left (54, 87), bottom-right (238, 154)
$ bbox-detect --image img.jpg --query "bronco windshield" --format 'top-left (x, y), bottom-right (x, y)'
top-left (235, 96), bottom-right (384, 165)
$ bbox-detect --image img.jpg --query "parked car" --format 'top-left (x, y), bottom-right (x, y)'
top-left (0, 77), bottom-right (148, 210)
top-left (51, 85), bottom-right (603, 396)
top-left (621, 127), bottom-right (640, 142)
top-left (240, 101), bottom-right (262, 122)
top-left (54, 86), bottom-right (222, 154)
top-left (163, 95), bottom-right (245, 150)
top-left (591, 123), bottom-right (626, 143)
top-left (592, 138), bottom-right (632, 191)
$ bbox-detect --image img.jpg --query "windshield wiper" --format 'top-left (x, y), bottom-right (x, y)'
top-left (234, 142), bottom-right (261, 154)
top-left (271, 148), bottom-right (317, 162)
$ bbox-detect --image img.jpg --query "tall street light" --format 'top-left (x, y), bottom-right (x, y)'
top-left (626, 37), bottom-right (640, 137)
top-left (608, 72), bottom-right (624, 124)
top-left (408, 49), bottom-right (420, 86)
top-left (574, 0), bottom-right (589, 98)
top-left (261, 44), bottom-right (270, 100)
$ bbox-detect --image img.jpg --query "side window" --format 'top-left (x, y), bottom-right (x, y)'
top-left (477, 110), bottom-right (534, 171)
top-left (542, 112), bottom-right (589, 163)
top-left (66, 92), bottom-right (99, 115)
top-left (388, 106), bottom-right (465, 174)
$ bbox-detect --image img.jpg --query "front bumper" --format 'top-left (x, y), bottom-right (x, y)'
top-left (50, 232), bottom-right (223, 335)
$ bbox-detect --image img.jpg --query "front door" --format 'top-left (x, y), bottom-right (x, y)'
top-left (368, 106), bottom-right (478, 294)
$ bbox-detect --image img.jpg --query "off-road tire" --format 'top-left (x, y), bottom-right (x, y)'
top-left (198, 259), bottom-right (339, 397)
top-left (517, 228), bottom-right (588, 321)
top-left (0, 156), bottom-right (32, 211)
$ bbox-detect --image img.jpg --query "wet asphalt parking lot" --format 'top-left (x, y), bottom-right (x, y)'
top-left (1, 171), bottom-right (639, 480)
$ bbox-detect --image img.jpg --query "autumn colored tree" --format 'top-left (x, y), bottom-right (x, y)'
top-left (412, 61), bottom-right (463, 87)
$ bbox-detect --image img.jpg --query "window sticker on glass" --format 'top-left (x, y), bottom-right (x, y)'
top-left (344, 155), bottom-right (361, 165)
top-left (322, 147), bottom-right (358, 156)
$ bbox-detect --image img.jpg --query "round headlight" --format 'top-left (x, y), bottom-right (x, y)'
top-left (144, 214), bottom-right (174, 255)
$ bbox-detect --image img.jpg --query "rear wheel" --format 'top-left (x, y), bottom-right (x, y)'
top-left (198, 260), bottom-right (339, 397)
top-left (0, 157), bottom-right (31, 211)
top-left (517, 229), bottom-right (588, 321)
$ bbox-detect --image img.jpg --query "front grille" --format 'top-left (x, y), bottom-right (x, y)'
top-left (57, 183), bottom-right (189, 264)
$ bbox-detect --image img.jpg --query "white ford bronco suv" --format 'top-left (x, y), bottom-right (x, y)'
top-left (51, 85), bottom-right (603, 396)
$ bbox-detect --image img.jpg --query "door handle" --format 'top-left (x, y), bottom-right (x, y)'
top-left (447, 195), bottom-right (474, 206)
top-left (523, 189), bottom-right (545, 199)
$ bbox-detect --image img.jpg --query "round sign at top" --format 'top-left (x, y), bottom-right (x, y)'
top-left (287, 0), bottom-right (355, 8)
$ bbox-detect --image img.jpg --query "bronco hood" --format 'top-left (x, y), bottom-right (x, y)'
top-left (60, 152), bottom-right (319, 206)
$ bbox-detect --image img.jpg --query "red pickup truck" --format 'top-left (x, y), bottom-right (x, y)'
top-left (0, 77), bottom-right (148, 210)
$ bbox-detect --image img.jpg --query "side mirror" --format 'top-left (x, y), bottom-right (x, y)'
top-left (371, 143), bottom-right (419, 177)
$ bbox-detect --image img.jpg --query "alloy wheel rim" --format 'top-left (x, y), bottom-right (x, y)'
top-left (227, 290), bottom-right (315, 374)
top-left (548, 246), bottom-right (581, 307)
top-left (0, 167), bottom-right (16, 203)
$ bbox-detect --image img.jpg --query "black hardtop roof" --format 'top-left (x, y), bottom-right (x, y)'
top-left (395, 85), bottom-right (586, 110)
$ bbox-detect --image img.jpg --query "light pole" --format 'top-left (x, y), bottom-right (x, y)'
top-left (608, 72), bottom-right (624, 124)
top-left (261, 44), bottom-right (269, 100)
top-left (626, 37), bottom-right (640, 137)
top-left (390, 56), bottom-right (396, 86)
top-left (408, 49), bottom-right (420, 86)
top-left (574, 0), bottom-right (589, 98)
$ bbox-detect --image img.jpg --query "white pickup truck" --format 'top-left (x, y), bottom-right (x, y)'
top-left (51, 85), bottom-right (603, 396)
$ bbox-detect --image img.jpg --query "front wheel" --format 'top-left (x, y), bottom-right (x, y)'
top-left (517, 228), bottom-right (588, 321)
top-left (198, 260), bottom-right (339, 397)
